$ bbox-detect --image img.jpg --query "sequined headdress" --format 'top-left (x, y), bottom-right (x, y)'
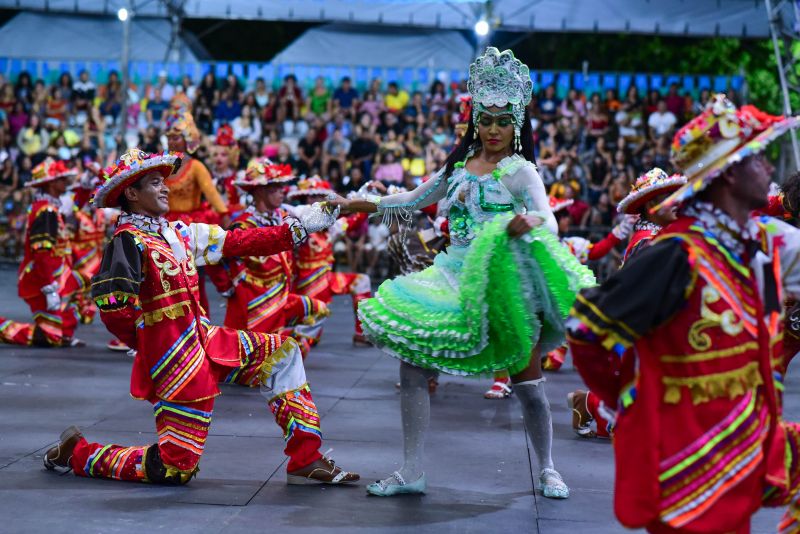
top-left (467, 47), bottom-right (533, 152)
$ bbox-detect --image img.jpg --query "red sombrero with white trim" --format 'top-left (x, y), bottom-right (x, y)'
top-left (658, 94), bottom-right (800, 211)
top-left (28, 158), bottom-right (78, 188)
top-left (549, 196), bottom-right (574, 214)
top-left (287, 176), bottom-right (334, 200)
top-left (617, 168), bottom-right (687, 214)
top-left (234, 157), bottom-right (296, 190)
top-left (93, 149), bottom-right (181, 208)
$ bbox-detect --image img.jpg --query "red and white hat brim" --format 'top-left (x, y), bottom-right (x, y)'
top-left (234, 175), bottom-right (296, 190)
top-left (658, 115), bottom-right (800, 212)
top-left (287, 187), bottom-right (332, 199)
top-left (617, 177), bottom-right (687, 214)
top-left (93, 155), bottom-right (179, 208)
top-left (27, 169), bottom-right (78, 188)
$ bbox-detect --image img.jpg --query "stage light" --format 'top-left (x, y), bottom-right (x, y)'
top-left (117, 8), bottom-right (129, 22)
top-left (474, 19), bottom-right (489, 37)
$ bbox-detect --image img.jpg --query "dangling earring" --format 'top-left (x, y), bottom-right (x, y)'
top-left (514, 128), bottom-right (521, 152)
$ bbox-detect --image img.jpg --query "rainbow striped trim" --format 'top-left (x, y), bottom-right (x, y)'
top-left (154, 401), bottom-right (212, 459)
top-left (658, 392), bottom-right (767, 527)
top-left (246, 279), bottom-right (288, 330)
top-left (270, 385), bottom-right (321, 441)
top-left (295, 266), bottom-right (331, 292)
top-left (84, 444), bottom-right (146, 480)
top-left (150, 319), bottom-right (204, 400)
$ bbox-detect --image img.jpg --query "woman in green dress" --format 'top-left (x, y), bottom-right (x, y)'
top-left (331, 48), bottom-right (595, 499)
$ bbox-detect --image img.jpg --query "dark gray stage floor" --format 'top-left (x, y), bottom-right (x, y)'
top-left (0, 265), bottom-right (791, 533)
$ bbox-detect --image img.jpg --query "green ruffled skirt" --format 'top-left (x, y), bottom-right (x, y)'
top-left (357, 215), bottom-right (596, 376)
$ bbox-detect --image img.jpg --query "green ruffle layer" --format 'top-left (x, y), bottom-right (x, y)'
top-left (358, 215), bottom-right (596, 376)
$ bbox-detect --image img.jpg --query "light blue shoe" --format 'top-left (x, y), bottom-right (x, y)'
top-left (366, 471), bottom-right (426, 496)
top-left (540, 468), bottom-right (570, 499)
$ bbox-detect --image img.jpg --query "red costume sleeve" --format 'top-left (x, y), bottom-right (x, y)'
top-left (585, 232), bottom-right (621, 261)
top-left (28, 209), bottom-right (62, 288)
top-left (221, 224), bottom-right (294, 258)
top-left (91, 232), bottom-right (143, 347)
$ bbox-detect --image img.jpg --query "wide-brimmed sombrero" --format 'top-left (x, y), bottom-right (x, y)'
top-left (658, 94), bottom-right (800, 211)
top-left (617, 168), bottom-right (687, 214)
top-left (28, 158), bottom-right (78, 188)
top-left (234, 158), bottom-right (296, 191)
top-left (287, 176), bottom-right (334, 200)
top-left (93, 148), bottom-right (181, 208)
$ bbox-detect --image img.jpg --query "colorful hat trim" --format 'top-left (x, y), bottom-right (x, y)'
top-left (287, 176), bottom-right (334, 199)
top-left (549, 196), bottom-right (574, 214)
top-left (93, 149), bottom-right (181, 208)
top-left (28, 158), bottom-right (78, 188)
top-left (617, 168), bottom-right (687, 214)
top-left (235, 158), bottom-right (295, 190)
top-left (659, 94), bottom-right (800, 211)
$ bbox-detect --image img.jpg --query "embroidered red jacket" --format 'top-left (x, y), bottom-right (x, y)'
top-left (567, 214), bottom-right (800, 531)
top-left (18, 198), bottom-right (75, 299)
top-left (91, 217), bottom-right (294, 404)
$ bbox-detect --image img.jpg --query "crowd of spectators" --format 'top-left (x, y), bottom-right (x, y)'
top-left (0, 66), bottom-right (732, 275)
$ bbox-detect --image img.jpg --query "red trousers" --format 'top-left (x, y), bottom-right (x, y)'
top-left (0, 294), bottom-right (78, 347)
top-left (69, 342), bottom-right (322, 484)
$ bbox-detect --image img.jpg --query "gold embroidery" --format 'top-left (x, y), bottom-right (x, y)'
top-left (151, 250), bottom-right (181, 292)
top-left (688, 286), bottom-right (744, 351)
top-left (142, 287), bottom-right (189, 304)
top-left (660, 342), bottom-right (759, 364)
top-left (185, 249), bottom-right (198, 277)
top-left (142, 300), bottom-right (192, 326)
top-left (662, 361), bottom-right (762, 405)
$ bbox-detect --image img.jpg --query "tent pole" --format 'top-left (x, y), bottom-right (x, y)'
top-left (119, 1), bottom-right (131, 143)
top-left (765, 0), bottom-right (800, 170)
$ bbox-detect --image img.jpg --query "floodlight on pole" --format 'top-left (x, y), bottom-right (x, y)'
top-left (474, 19), bottom-right (490, 37)
top-left (117, 8), bottom-right (129, 22)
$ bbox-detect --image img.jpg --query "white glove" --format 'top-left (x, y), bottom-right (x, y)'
top-left (299, 202), bottom-right (340, 234)
top-left (42, 283), bottom-right (61, 311)
top-left (611, 214), bottom-right (639, 240)
top-left (433, 216), bottom-right (448, 237)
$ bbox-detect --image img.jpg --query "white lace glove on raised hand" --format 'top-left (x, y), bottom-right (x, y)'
top-left (611, 214), bottom-right (639, 240)
top-left (41, 282), bottom-right (61, 311)
top-left (284, 202), bottom-right (340, 246)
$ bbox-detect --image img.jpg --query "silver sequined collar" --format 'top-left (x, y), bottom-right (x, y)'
top-left (245, 205), bottom-right (283, 227)
top-left (118, 212), bottom-right (171, 234)
top-left (682, 200), bottom-right (759, 258)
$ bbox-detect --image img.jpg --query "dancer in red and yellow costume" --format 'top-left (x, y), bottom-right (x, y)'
top-left (0, 158), bottom-right (83, 347)
top-left (42, 148), bottom-right (358, 486)
top-left (210, 124), bottom-right (244, 215)
top-left (568, 95), bottom-right (800, 532)
top-left (567, 167), bottom-right (686, 438)
top-left (210, 158), bottom-right (329, 357)
top-left (288, 177), bottom-right (372, 346)
top-left (66, 163), bottom-right (107, 325)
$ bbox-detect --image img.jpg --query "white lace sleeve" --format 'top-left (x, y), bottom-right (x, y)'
top-left (502, 164), bottom-right (558, 235)
top-left (377, 167), bottom-right (448, 226)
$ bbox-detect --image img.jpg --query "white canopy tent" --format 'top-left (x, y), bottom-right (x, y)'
top-left (0, 0), bottom-right (774, 38)
top-left (272, 24), bottom-right (473, 70)
top-left (0, 12), bottom-right (202, 61)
